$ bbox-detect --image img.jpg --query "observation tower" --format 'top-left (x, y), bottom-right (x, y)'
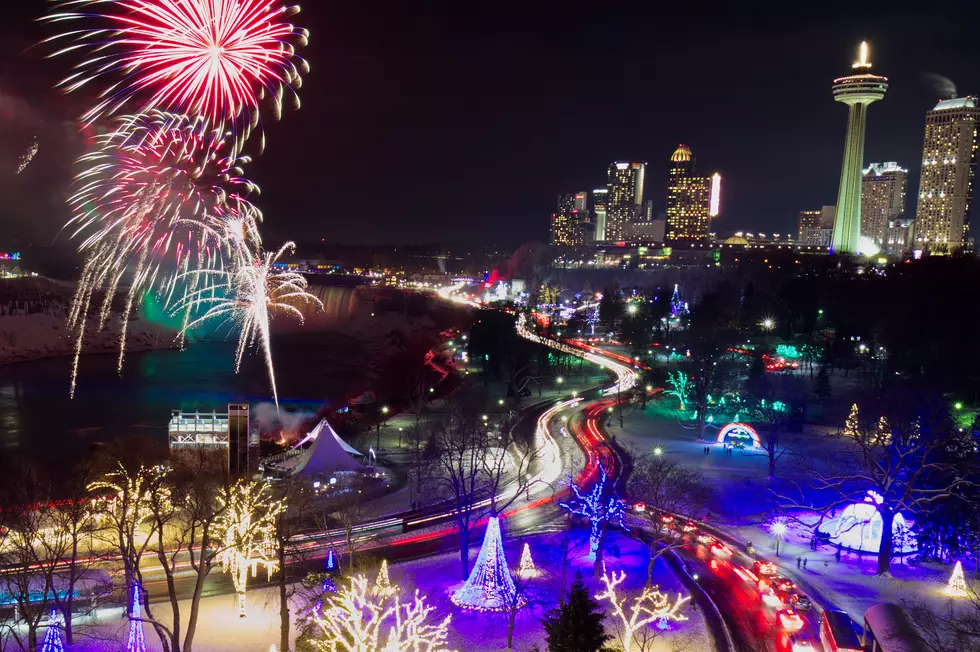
top-left (831, 42), bottom-right (888, 254)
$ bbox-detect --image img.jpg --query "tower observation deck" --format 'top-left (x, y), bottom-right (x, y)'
top-left (831, 42), bottom-right (888, 255)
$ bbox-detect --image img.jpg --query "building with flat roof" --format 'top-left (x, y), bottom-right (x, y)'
top-left (861, 162), bottom-right (907, 246)
top-left (666, 145), bottom-right (712, 243)
top-left (914, 96), bottom-right (979, 254)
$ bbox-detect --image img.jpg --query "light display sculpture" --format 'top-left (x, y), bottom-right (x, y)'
top-left (817, 490), bottom-right (917, 554)
top-left (716, 423), bottom-right (761, 448)
top-left (451, 517), bottom-right (524, 612)
top-left (945, 561), bottom-right (968, 598)
top-left (559, 462), bottom-right (628, 558)
top-left (518, 543), bottom-right (538, 579)
top-left (375, 559), bottom-right (395, 598)
top-left (127, 583), bottom-right (147, 652)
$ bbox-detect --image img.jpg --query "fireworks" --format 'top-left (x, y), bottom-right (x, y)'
top-left (44, 2), bottom-right (313, 402)
top-left (177, 242), bottom-right (322, 408)
top-left (16, 136), bottom-right (39, 174)
top-left (65, 111), bottom-right (260, 397)
top-left (45, 0), bottom-right (309, 153)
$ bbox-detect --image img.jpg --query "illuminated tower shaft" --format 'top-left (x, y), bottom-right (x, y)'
top-left (831, 42), bottom-right (888, 254)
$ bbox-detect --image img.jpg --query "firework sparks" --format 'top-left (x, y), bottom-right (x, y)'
top-left (44, 0), bottom-right (309, 153)
top-left (176, 242), bottom-right (322, 408)
top-left (16, 137), bottom-right (39, 174)
top-left (66, 110), bottom-right (260, 397)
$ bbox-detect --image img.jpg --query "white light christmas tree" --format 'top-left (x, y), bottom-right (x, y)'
top-left (945, 561), bottom-right (968, 598)
top-left (127, 583), bottom-right (147, 652)
top-left (451, 517), bottom-right (524, 612)
top-left (596, 569), bottom-right (689, 652)
top-left (314, 574), bottom-right (454, 651)
top-left (517, 542), bottom-right (538, 579)
top-left (843, 403), bottom-right (860, 438)
top-left (40, 610), bottom-right (64, 652)
top-left (375, 559), bottom-right (396, 598)
top-left (559, 462), bottom-right (628, 558)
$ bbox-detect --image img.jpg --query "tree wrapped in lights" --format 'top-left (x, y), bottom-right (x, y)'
top-left (665, 371), bottom-right (692, 411)
top-left (518, 543), bottom-right (538, 579)
top-left (451, 517), bottom-right (523, 612)
top-left (559, 462), bottom-right (628, 561)
top-left (595, 569), bottom-right (689, 652)
top-left (375, 559), bottom-right (396, 598)
top-left (313, 574), bottom-right (454, 651)
top-left (216, 478), bottom-right (286, 617)
top-left (40, 610), bottom-right (64, 652)
top-left (843, 404), bottom-right (860, 437)
top-left (127, 583), bottom-right (147, 652)
top-left (945, 561), bottom-right (968, 598)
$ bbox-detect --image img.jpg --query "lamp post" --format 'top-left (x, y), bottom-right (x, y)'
top-left (376, 405), bottom-right (389, 450)
top-left (771, 522), bottom-right (787, 557)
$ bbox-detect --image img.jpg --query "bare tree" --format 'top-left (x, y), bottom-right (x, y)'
top-left (272, 478), bottom-right (317, 652)
top-left (904, 589), bottom-right (980, 652)
top-left (780, 397), bottom-right (975, 576)
top-left (746, 374), bottom-right (805, 478)
top-left (431, 405), bottom-right (489, 580)
top-left (628, 455), bottom-right (712, 587)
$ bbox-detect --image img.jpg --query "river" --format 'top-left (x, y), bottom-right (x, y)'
top-left (0, 282), bottom-right (378, 468)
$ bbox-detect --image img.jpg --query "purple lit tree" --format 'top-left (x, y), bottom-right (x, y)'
top-left (559, 462), bottom-right (627, 575)
top-left (451, 516), bottom-right (523, 612)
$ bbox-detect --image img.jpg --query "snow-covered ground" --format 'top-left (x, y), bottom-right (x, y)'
top-left (43, 530), bottom-right (707, 651)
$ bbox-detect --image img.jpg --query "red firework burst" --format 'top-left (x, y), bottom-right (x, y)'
top-left (45, 0), bottom-right (308, 145)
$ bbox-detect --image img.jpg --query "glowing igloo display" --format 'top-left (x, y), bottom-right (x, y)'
top-left (817, 491), bottom-right (917, 553)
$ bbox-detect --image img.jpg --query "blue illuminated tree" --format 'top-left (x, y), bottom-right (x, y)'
top-left (127, 583), bottom-right (147, 652)
top-left (559, 462), bottom-right (627, 574)
top-left (40, 610), bottom-right (64, 652)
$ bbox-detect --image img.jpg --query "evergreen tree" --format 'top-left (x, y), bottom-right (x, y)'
top-left (542, 572), bottom-right (610, 652)
top-left (812, 366), bottom-right (831, 403)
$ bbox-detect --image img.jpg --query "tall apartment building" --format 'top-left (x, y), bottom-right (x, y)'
top-left (550, 192), bottom-right (589, 246)
top-left (605, 162), bottom-right (646, 242)
top-left (592, 188), bottom-right (609, 241)
top-left (914, 96), bottom-right (980, 254)
top-left (861, 162), bottom-right (907, 245)
top-left (665, 145), bottom-right (711, 242)
top-left (798, 210), bottom-right (821, 241)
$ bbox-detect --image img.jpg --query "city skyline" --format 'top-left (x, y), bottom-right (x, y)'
top-left (2, 1), bottom-right (980, 248)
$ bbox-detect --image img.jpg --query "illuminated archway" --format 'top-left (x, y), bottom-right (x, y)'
top-left (717, 422), bottom-right (760, 448)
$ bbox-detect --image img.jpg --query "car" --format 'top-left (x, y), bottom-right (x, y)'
top-left (776, 608), bottom-right (805, 632)
top-left (787, 633), bottom-right (814, 651)
top-left (771, 575), bottom-right (796, 592)
top-left (754, 560), bottom-right (779, 575)
top-left (790, 593), bottom-right (812, 611)
top-left (696, 533), bottom-right (714, 544)
top-left (710, 542), bottom-right (734, 557)
top-left (761, 588), bottom-right (784, 608)
top-left (633, 502), bottom-right (647, 513)
top-left (681, 522), bottom-right (699, 533)
top-left (660, 514), bottom-right (675, 525)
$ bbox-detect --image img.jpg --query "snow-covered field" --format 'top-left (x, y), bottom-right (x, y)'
top-left (39, 530), bottom-right (707, 651)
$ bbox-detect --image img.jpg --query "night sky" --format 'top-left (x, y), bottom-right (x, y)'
top-left (3, 0), bottom-right (980, 249)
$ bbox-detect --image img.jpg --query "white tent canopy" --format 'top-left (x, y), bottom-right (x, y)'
top-left (290, 419), bottom-right (365, 475)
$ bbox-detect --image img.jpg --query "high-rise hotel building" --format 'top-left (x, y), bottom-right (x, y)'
top-left (666, 145), bottom-right (712, 242)
top-left (861, 162), bottom-right (907, 245)
top-left (914, 96), bottom-right (979, 254)
top-left (550, 191), bottom-right (589, 246)
top-left (592, 188), bottom-right (609, 241)
top-left (605, 162), bottom-right (646, 242)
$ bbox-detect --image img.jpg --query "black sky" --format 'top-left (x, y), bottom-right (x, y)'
top-left (4, 0), bottom-right (980, 249)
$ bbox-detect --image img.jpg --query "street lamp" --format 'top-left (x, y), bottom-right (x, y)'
top-left (556, 376), bottom-right (564, 385)
top-left (771, 521), bottom-right (787, 557)
top-left (653, 446), bottom-right (663, 456)
top-left (760, 317), bottom-right (776, 332)
top-left (628, 304), bottom-right (639, 315)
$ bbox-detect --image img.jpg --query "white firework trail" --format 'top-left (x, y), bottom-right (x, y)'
top-left (174, 241), bottom-right (322, 410)
top-left (16, 137), bottom-right (39, 174)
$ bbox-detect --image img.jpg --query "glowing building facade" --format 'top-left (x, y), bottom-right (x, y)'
top-left (861, 162), bottom-right (907, 246)
top-left (666, 145), bottom-right (712, 242)
top-left (831, 42), bottom-right (888, 254)
top-left (605, 162), bottom-right (646, 242)
top-left (914, 96), bottom-right (979, 254)
top-left (551, 191), bottom-right (589, 246)
top-left (592, 188), bottom-right (609, 242)
top-left (798, 210), bottom-right (821, 241)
